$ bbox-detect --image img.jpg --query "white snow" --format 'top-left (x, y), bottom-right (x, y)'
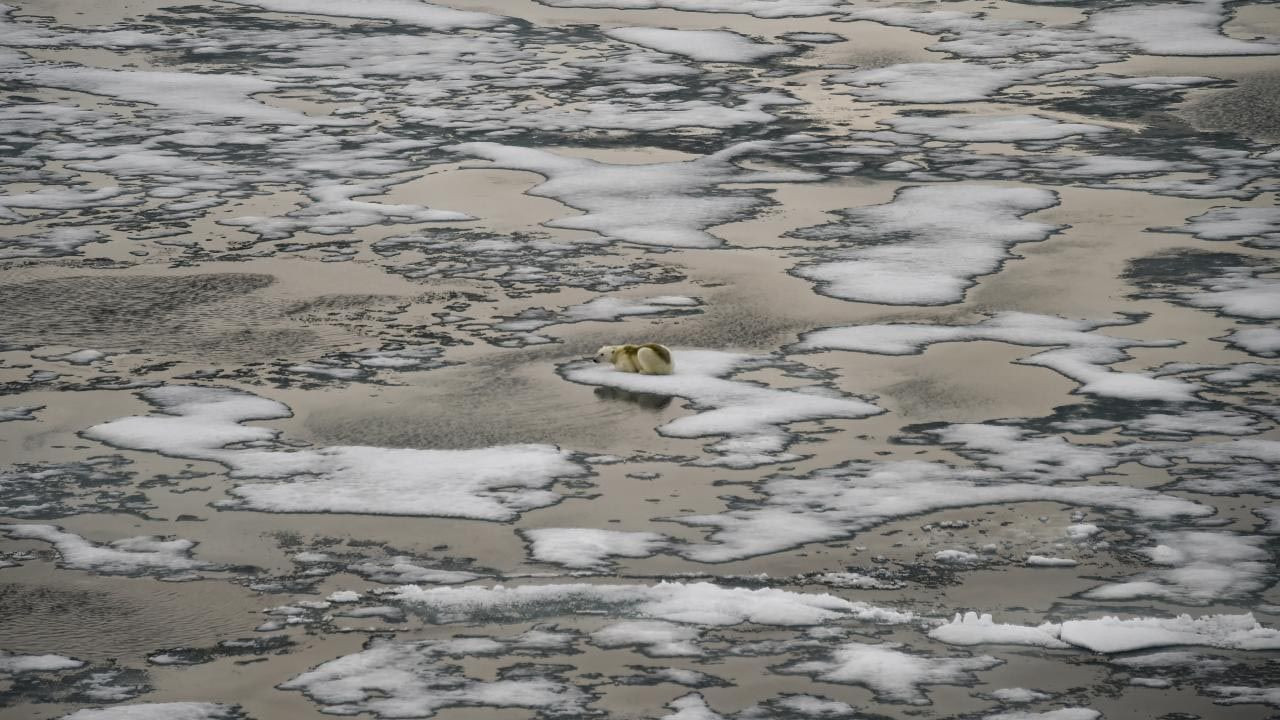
top-left (562, 349), bottom-right (883, 467)
top-left (223, 0), bottom-right (505, 29)
top-left (392, 581), bottom-right (913, 626)
top-left (348, 558), bottom-right (480, 585)
top-left (783, 642), bottom-right (1002, 704)
top-left (1059, 612), bottom-right (1280, 653)
top-left (676, 459), bottom-right (1209, 563)
top-left (0, 651), bottom-right (85, 674)
top-left (790, 185), bottom-right (1061, 306)
top-left (280, 637), bottom-right (590, 717)
top-left (591, 620), bottom-right (702, 656)
top-left (60, 704), bottom-right (242, 720)
top-left (1207, 685), bottom-right (1280, 707)
top-left (833, 63), bottom-right (1032, 103)
top-left (1083, 531), bottom-right (1269, 605)
top-left (452, 141), bottom-right (818, 248)
top-left (0, 524), bottom-right (209, 577)
top-left (0, 228), bottom-right (105, 259)
top-left (523, 528), bottom-right (669, 569)
top-left (1091, 0), bottom-right (1280, 56)
top-left (888, 115), bottom-right (1109, 143)
top-left (606, 27), bottom-right (791, 63)
top-left (797, 312), bottom-right (1200, 402)
top-left (930, 612), bottom-right (1069, 648)
top-left (985, 710), bottom-right (1099, 720)
top-left (84, 386), bottom-right (587, 520)
top-left (1026, 555), bottom-right (1078, 567)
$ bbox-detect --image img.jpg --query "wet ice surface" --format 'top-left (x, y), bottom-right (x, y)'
top-left (0, 0), bottom-right (1278, 719)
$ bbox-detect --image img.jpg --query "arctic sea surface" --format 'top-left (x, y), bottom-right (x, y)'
top-left (0, 0), bottom-right (1278, 718)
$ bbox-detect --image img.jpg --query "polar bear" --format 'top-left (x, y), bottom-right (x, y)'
top-left (594, 343), bottom-right (674, 375)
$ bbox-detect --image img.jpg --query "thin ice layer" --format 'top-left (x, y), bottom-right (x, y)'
top-left (789, 185), bottom-right (1061, 306)
top-left (84, 386), bottom-right (586, 520)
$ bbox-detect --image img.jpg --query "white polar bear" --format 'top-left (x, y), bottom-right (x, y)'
top-left (593, 343), bottom-right (674, 375)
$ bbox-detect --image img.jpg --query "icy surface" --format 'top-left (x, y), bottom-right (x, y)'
top-left (790, 186), bottom-right (1061, 305)
top-left (783, 642), bottom-right (1002, 704)
top-left (85, 386), bottom-right (586, 519)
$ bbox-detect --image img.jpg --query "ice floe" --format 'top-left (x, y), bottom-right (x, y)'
top-left (781, 642), bottom-right (1002, 704)
top-left (523, 528), bottom-right (670, 570)
top-left (1083, 531), bottom-right (1270, 605)
top-left (281, 636), bottom-right (589, 718)
top-left (0, 651), bottom-right (85, 674)
top-left (605, 27), bottom-right (791, 63)
top-left (223, 0), bottom-right (505, 29)
top-left (1090, 0), bottom-right (1280, 56)
top-left (85, 386), bottom-right (587, 519)
top-left (674, 457), bottom-right (1209, 563)
top-left (1059, 612), bottom-right (1280, 653)
top-left (562, 349), bottom-right (883, 467)
top-left (392, 581), bottom-right (913, 625)
top-left (59, 704), bottom-right (243, 720)
top-left (0, 524), bottom-right (211, 578)
top-left (0, 227), bottom-right (105, 259)
top-left (452, 142), bottom-right (818, 248)
top-left (788, 185), bottom-right (1061, 306)
top-left (930, 612), bottom-right (1070, 648)
top-left (591, 620), bottom-right (702, 656)
top-left (796, 312), bottom-right (1200, 402)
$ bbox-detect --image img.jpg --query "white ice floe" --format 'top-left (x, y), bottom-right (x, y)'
top-left (1091, 0), bottom-right (1280, 56)
top-left (0, 524), bottom-right (209, 577)
top-left (782, 642), bottom-right (1002, 704)
top-left (0, 227), bottom-right (105, 259)
top-left (534, 0), bottom-right (843, 18)
top-left (1026, 556), bottom-right (1078, 567)
top-left (796, 312), bottom-right (1200, 402)
top-left (988, 688), bottom-right (1053, 704)
top-left (451, 141), bottom-right (818, 248)
top-left (60, 704), bottom-right (242, 720)
top-left (494, 296), bottom-right (701, 336)
top-left (19, 67), bottom-right (344, 126)
top-left (1180, 270), bottom-right (1280, 320)
top-left (0, 187), bottom-right (135, 223)
top-left (675, 459), bottom-right (1209, 563)
top-left (985, 710), bottom-right (1099, 720)
top-left (41, 349), bottom-right (107, 365)
top-left (888, 115), bottom-right (1109, 143)
top-left (223, 0), bottom-right (505, 29)
top-left (0, 406), bottom-right (41, 422)
top-left (562, 349), bottom-right (883, 468)
top-left (605, 27), bottom-right (791, 63)
top-left (1058, 613), bottom-right (1280, 653)
top-left (662, 693), bottom-right (724, 720)
top-left (392, 581), bottom-right (913, 625)
top-left (222, 180), bottom-right (473, 241)
top-left (762, 695), bottom-right (856, 717)
top-left (929, 612), bottom-right (1070, 649)
top-left (833, 63), bottom-right (1032, 103)
top-left (0, 651), bottom-right (85, 674)
top-left (1207, 685), bottom-right (1280, 706)
top-left (1221, 328), bottom-right (1280, 357)
top-left (326, 590), bottom-right (360, 603)
top-left (85, 386), bottom-right (587, 520)
top-left (1162, 206), bottom-right (1280, 248)
top-left (523, 528), bottom-right (670, 570)
top-left (591, 620), bottom-right (702, 656)
top-left (934, 549), bottom-right (982, 565)
top-left (789, 185), bottom-right (1061, 306)
top-left (348, 558), bottom-right (480, 585)
top-left (1083, 531), bottom-right (1269, 605)
top-left (281, 637), bottom-right (589, 718)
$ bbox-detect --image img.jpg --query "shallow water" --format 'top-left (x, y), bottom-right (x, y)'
top-left (1, 1), bottom-right (1278, 719)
